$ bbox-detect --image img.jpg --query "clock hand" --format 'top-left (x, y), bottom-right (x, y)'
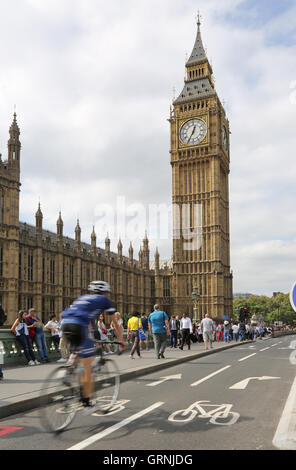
top-left (187, 126), bottom-right (196, 144)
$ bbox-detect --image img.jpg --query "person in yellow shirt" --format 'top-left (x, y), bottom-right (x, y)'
top-left (127, 312), bottom-right (142, 359)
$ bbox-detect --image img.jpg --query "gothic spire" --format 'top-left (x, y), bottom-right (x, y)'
top-left (186, 13), bottom-right (207, 66)
top-left (174, 15), bottom-right (215, 105)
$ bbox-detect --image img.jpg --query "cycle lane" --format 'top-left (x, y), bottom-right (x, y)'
top-left (0, 336), bottom-right (294, 450)
top-left (70, 336), bottom-right (295, 451)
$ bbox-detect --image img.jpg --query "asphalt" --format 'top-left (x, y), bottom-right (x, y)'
top-left (0, 339), bottom-right (254, 420)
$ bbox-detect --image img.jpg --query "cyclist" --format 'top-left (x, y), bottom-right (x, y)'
top-left (61, 280), bottom-right (127, 409)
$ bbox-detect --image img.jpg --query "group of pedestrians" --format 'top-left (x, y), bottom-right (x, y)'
top-left (127, 307), bottom-right (169, 359)
top-left (10, 308), bottom-right (70, 366)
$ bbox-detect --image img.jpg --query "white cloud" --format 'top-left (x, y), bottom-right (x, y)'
top-left (0, 0), bottom-right (296, 295)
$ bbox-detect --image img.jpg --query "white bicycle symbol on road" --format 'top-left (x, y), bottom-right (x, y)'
top-left (168, 401), bottom-right (240, 426)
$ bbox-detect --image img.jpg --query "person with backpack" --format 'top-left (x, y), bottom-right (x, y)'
top-left (139, 313), bottom-right (149, 351)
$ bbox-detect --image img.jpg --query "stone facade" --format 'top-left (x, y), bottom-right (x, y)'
top-left (0, 19), bottom-right (232, 323)
top-left (0, 116), bottom-right (174, 322)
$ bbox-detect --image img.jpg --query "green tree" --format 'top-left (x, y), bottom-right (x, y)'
top-left (233, 293), bottom-right (295, 325)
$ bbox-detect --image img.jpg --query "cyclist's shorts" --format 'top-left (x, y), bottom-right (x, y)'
top-left (61, 323), bottom-right (95, 359)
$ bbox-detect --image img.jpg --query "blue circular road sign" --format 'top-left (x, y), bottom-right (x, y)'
top-left (290, 282), bottom-right (296, 312)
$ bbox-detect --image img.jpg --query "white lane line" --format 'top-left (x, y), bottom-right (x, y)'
top-left (67, 402), bottom-right (165, 451)
top-left (273, 375), bottom-right (296, 450)
top-left (260, 347), bottom-right (271, 352)
top-left (238, 353), bottom-right (257, 362)
top-left (190, 365), bottom-right (231, 387)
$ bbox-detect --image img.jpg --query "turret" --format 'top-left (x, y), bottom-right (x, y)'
top-left (129, 242), bottom-right (134, 266)
top-left (118, 238), bottom-right (123, 262)
top-left (35, 203), bottom-right (43, 237)
top-left (105, 234), bottom-right (110, 258)
top-left (57, 212), bottom-right (63, 244)
top-left (74, 219), bottom-right (81, 251)
top-left (91, 226), bottom-right (96, 254)
top-left (8, 112), bottom-right (21, 177)
top-left (142, 232), bottom-right (150, 271)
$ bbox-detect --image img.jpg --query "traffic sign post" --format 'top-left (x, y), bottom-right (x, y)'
top-left (290, 282), bottom-right (296, 313)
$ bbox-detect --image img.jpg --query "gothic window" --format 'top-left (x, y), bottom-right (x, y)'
top-left (19, 251), bottom-right (22, 279)
top-left (63, 261), bottom-right (65, 285)
top-left (86, 265), bottom-right (90, 287)
top-left (163, 277), bottom-right (171, 298)
top-left (50, 299), bottom-right (55, 315)
top-left (0, 245), bottom-right (3, 277)
top-left (28, 252), bottom-right (34, 281)
top-left (113, 271), bottom-right (117, 293)
top-left (69, 262), bottom-right (74, 287)
top-left (27, 296), bottom-right (33, 311)
top-left (50, 258), bottom-right (55, 284)
top-left (42, 257), bottom-right (45, 283)
top-left (0, 192), bottom-right (4, 224)
top-left (151, 277), bottom-right (155, 298)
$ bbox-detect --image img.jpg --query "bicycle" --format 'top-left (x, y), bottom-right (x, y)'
top-left (39, 340), bottom-right (122, 433)
top-left (168, 400), bottom-right (240, 426)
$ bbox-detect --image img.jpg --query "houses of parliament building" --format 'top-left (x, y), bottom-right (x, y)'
top-left (0, 18), bottom-right (233, 324)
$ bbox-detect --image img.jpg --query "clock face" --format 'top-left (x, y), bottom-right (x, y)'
top-left (222, 126), bottom-right (228, 151)
top-left (180, 119), bottom-right (207, 146)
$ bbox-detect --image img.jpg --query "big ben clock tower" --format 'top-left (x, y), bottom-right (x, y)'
top-left (170, 16), bottom-right (233, 318)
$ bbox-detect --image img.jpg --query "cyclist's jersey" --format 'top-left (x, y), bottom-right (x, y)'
top-left (62, 294), bottom-right (116, 328)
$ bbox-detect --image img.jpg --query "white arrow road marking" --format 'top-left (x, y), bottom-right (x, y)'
top-left (230, 376), bottom-right (280, 390)
top-left (190, 366), bottom-right (231, 387)
top-left (147, 374), bottom-right (182, 387)
top-left (273, 375), bottom-right (296, 450)
top-left (289, 340), bottom-right (296, 349)
top-left (68, 402), bottom-right (165, 451)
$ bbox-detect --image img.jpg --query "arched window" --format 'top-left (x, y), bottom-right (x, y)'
top-left (0, 192), bottom-right (4, 224)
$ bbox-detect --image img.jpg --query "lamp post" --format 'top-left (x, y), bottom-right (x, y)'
top-left (192, 287), bottom-right (200, 324)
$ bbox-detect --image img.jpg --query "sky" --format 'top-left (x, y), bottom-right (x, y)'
top-left (0, 0), bottom-right (295, 296)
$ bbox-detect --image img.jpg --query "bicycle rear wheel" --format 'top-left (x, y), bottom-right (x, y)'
top-left (39, 366), bottom-right (80, 433)
top-left (91, 357), bottom-right (120, 414)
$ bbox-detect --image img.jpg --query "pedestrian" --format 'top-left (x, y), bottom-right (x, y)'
top-left (212, 322), bottom-right (217, 342)
top-left (217, 323), bottom-right (223, 342)
top-left (179, 313), bottom-right (193, 350)
top-left (197, 324), bottom-right (203, 343)
top-left (258, 325), bottom-right (264, 339)
top-left (110, 312), bottom-right (124, 340)
top-left (238, 321), bottom-right (246, 341)
top-left (44, 314), bottom-right (61, 349)
top-left (25, 309), bottom-right (49, 363)
top-left (58, 312), bottom-right (70, 363)
top-left (201, 313), bottom-right (214, 350)
top-left (127, 312), bottom-right (142, 359)
top-left (0, 304), bottom-right (7, 326)
top-left (11, 311), bottom-right (39, 365)
top-left (148, 304), bottom-right (170, 359)
top-left (223, 321), bottom-right (230, 343)
top-left (139, 313), bottom-right (149, 351)
top-left (98, 313), bottom-right (112, 354)
top-left (176, 315), bottom-right (182, 347)
top-left (169, 315), bottom-right (178, 349)
top-left (232, 322), bottom-right (239, 342)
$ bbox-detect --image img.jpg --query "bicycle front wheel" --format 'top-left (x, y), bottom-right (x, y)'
top-left (39, 366), bottom-right (80, 433)
top-left (92, 358), bottom-right (120, 414)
